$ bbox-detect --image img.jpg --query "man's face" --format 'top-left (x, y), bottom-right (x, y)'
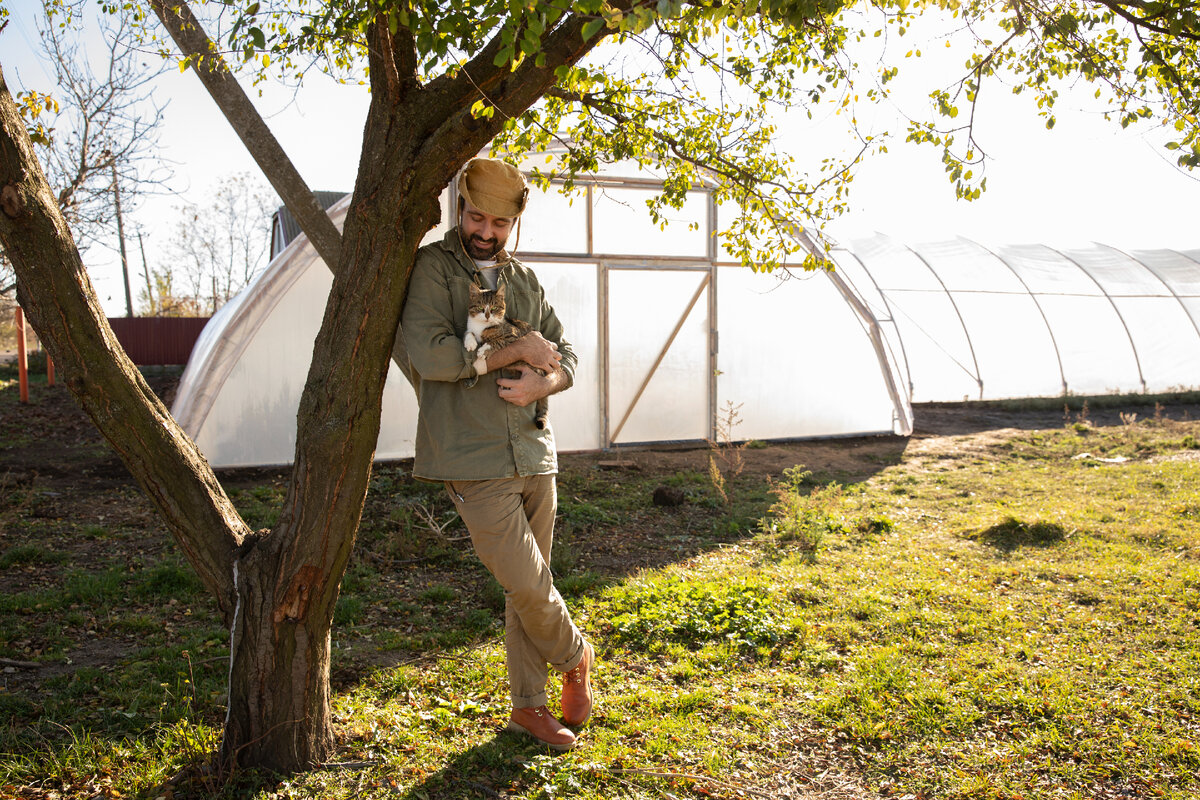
top-left (460, 202), bottom-right (515, 260)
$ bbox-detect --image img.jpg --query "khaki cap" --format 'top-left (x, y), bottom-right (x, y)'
top-left (457, 158), bottom-right (529, 218)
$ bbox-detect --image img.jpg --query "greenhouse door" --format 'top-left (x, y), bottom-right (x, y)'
top-left (604, 265), bottom-right (714, 446)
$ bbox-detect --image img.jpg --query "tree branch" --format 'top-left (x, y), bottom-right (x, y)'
top-left (418, 11), bottom-right (609, 168)
top-left (147, 0), bottom-right (343, 269)
top-left (1093, 0), bottom-right (1200, 43)
top-left (0, 64), bottom-right (246, 617)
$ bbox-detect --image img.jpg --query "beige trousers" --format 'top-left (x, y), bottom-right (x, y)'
top-left (445, 474), bottom-right (587, 708)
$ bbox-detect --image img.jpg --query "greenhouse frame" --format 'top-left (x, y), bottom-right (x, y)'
top-left (171, 166), bottom-right (1200, 468)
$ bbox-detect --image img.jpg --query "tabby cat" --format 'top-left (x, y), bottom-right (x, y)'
top-left (464, 282), bottom-right (551, 429)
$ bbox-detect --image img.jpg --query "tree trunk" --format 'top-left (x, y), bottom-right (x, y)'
top-left (220, 535), bottom-right (335, 769)
top-left (212, 50), bottom-right (449, 760)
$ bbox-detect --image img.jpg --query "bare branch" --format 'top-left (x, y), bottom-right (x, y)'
top-left (147, 0), bottom-right (343, 269)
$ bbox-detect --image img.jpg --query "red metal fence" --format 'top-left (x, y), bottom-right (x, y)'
top-left (107, 317), bottom-right (210, 366)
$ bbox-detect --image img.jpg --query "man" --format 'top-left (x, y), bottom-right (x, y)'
top-left (400, 157), bottom-right (595, 750)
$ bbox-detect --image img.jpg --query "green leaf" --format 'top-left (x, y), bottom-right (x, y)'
top-left (582, 17), bottom-right (605, 41)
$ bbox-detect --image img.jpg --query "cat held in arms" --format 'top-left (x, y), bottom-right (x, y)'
top-left (464, 282), bottom-right (551, 429)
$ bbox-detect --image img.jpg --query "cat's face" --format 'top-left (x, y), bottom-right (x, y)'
top-left (467, 283), bottom-right (506, 323)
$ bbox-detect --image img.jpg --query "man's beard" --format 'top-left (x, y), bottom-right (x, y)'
top-left (466, 235), bottom-right (502, 260)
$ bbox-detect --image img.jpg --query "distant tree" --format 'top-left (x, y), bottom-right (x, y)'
top-left (136, 264), bottom-right (207, 317)
top-left (1, 0), bottom-right (1198, 780)
top-left (163, 172), bottom-right (276, 313)
top-left (0, 291), bottom-right (16, 353)
top-left (1, 0), bottom-right (169, 298)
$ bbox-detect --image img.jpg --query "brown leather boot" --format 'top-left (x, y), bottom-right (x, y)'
top-left (560, 641), bottom-right (594, 726)
top-left (507, 706), bottom-right (576, 751)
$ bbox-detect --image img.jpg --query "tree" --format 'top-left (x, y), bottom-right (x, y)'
top-left (0, 0), bottom-right (1197, 779)
top-left (2, 1), bottom-right (169, 276)
top-left (137, 264), bottom-right (208, 316)
top-left (161, 172), bottom-right (277, 314)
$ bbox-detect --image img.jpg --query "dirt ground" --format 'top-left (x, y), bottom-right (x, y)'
top-left (5, 373), bottom-right (1200, 500)
top-left (5, 376), bottom-right (1197, 602)
top-left (5, 378), bottom-right (1200, 608)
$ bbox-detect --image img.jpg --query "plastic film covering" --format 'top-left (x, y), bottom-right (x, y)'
top-left (591, 187), bottom-right (709, 258)
top-left (830, 234), bottom-right (1200, 402)
top-left (607, 268), bottom-right (711, 444)
top-left (173, 194), bottom-right (442, 468)
top-left (522, 262), bottom-right (602, 452)
top-left (716, 267), bottom-right (900, 438)
top-left (171, 164), bottom-right (1198, 468)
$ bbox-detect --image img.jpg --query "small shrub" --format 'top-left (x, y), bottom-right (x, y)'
top-left (604, 576), bottom-right (803, 654)
top-left (969, 516), bottom-right (1069, 552)
top-left (781, 465), bottom-right (815, 490)
top-left (707, 400), bottom-right (747, 505)
top-left (760, 481), bottom-right (847, 555)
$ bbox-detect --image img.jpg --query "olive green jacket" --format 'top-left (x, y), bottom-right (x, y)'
top-left (399, 229), bottom-right (576, 480)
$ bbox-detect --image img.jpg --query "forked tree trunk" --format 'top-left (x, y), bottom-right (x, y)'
top-left (3, 0), bottom-right (603, 774)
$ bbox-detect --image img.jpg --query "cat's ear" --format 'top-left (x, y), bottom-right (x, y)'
top-left (468, 282), bottom-right (481, 300)
top-left (494, 284), bottom-right (506, 302)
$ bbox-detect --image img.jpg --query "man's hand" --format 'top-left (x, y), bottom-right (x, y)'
top-left (486, 332), bottom-right (561, 374)
top-left (497, 364), bottom-right (566, 406)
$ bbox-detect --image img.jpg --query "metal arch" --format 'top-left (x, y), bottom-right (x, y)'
top-left (833, 245), bottom-right (917, 400)
top-left (903, 242), bottom-right (986, 399)
top-left (1103, 243), bottom-right (1200, 366)
top-left (964, 238), bottom-right (1069, 396)
top-left (791, 230), bottom-right (913, 436)
top-left (1099, 244), bottom-right (1200, 393)
top-left (1045, 245), bottom-right (1147, 393)
top-left (823, 266), bottom-right (915, 436)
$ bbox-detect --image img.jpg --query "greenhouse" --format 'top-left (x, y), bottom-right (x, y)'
top-left (171, 168), bottom-right (1200, 468)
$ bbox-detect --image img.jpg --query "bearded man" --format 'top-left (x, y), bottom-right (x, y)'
top-left (399, 157), bottom-right (595, 750)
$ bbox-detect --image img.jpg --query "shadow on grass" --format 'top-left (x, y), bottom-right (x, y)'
top-left (969, 516), bottom-right (1069, 553)
top-left (394, 730), bottom-right (561, 799)
top-left (152, 726), bottom-right (574, 799)
top-left (912, 394), bottom-right (1200, 436)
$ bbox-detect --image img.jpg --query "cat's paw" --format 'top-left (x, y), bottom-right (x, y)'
top-left (477, 343), bottom-right (492, 358)
top-left (464, 334), bottom-right (478, 352)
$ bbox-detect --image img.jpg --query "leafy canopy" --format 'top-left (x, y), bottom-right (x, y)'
top-left (63, 0), bottom-right (1200, 266)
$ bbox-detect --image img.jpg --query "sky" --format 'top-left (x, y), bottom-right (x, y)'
top-left (4, 0), bottom-right (1200, 317)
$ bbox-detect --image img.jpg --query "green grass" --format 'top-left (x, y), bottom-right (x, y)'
top-left (2, 417), bottom-right (1199, 798)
